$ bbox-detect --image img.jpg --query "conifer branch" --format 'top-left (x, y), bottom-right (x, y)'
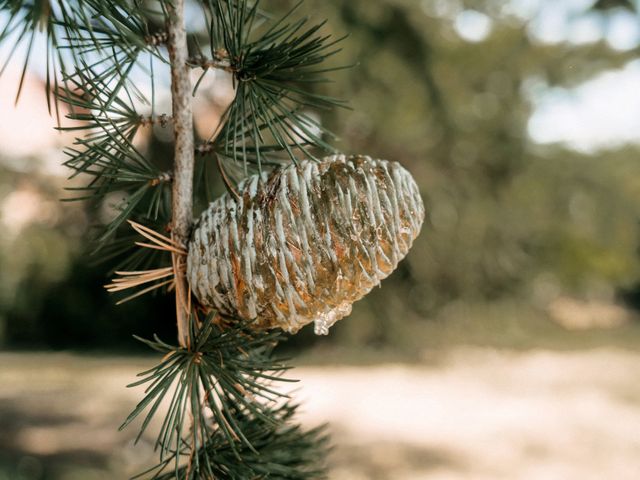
top-left (0, 1), bottom-right (345, 476)
top-left (187, 53), bottom-right (233, 72)
top-left (166, 0), bottom-right (195, 348)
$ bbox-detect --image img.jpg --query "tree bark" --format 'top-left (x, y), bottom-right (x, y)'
top-left (166, 0), bottom-right (194, 348)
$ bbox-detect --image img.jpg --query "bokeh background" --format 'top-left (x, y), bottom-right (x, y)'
top-left (2, 0), bottom-right (640, 478)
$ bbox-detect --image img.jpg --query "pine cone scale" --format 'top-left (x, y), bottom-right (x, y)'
top-left (187, 154), bottom-right (425, 334)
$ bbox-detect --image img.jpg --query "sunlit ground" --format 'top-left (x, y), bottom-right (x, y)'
top-left (2, 342), bottom-right (640, 480)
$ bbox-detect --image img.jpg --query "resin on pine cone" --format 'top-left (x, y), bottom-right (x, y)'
top-left (187, 154), bottom-right (424, 335)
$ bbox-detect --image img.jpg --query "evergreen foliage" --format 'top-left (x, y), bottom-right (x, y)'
top-left (0, 0), bottom-right (344, 476)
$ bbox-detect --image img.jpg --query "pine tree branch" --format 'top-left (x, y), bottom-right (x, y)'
top-left (166, 0), bottom-right (195, 348)
top-left (187, 53), bottom-right (232, 72)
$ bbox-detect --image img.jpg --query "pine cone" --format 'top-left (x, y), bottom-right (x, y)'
top-left (187, 154), bottom-right (424, 335)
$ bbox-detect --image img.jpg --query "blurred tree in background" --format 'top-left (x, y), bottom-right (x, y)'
top-left (1, 0), bottom-right (640, 353)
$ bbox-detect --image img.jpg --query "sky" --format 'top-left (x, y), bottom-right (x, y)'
top-left (528, 60), bottom-right (640, 152)
top-left (515, 0), bottom-right (640, 152)
top-left (427, 0), bottom-right (640, 153)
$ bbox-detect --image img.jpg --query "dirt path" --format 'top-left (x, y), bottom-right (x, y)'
top-left (1, 348), bottom-right (639, 479)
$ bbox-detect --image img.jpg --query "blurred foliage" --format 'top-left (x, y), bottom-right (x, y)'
top-left (0, 164), bottom-right (177, 349)
top-left (2, 0), bottom-right (640, 353)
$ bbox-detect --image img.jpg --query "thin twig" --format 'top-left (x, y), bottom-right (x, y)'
top-left (166, 0), bottom-right (195, 348)
top-left (187, 53), bottom-right (233, 73)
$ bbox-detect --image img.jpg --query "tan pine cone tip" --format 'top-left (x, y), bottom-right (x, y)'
top-left (187, 154), bottom-right (425, 335)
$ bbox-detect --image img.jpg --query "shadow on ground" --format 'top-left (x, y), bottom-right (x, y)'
top-left (2, 349), bottom-right (640, 479)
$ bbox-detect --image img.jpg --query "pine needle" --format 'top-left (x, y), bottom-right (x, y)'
top-left (105, 222), bottom-right (186, 303)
